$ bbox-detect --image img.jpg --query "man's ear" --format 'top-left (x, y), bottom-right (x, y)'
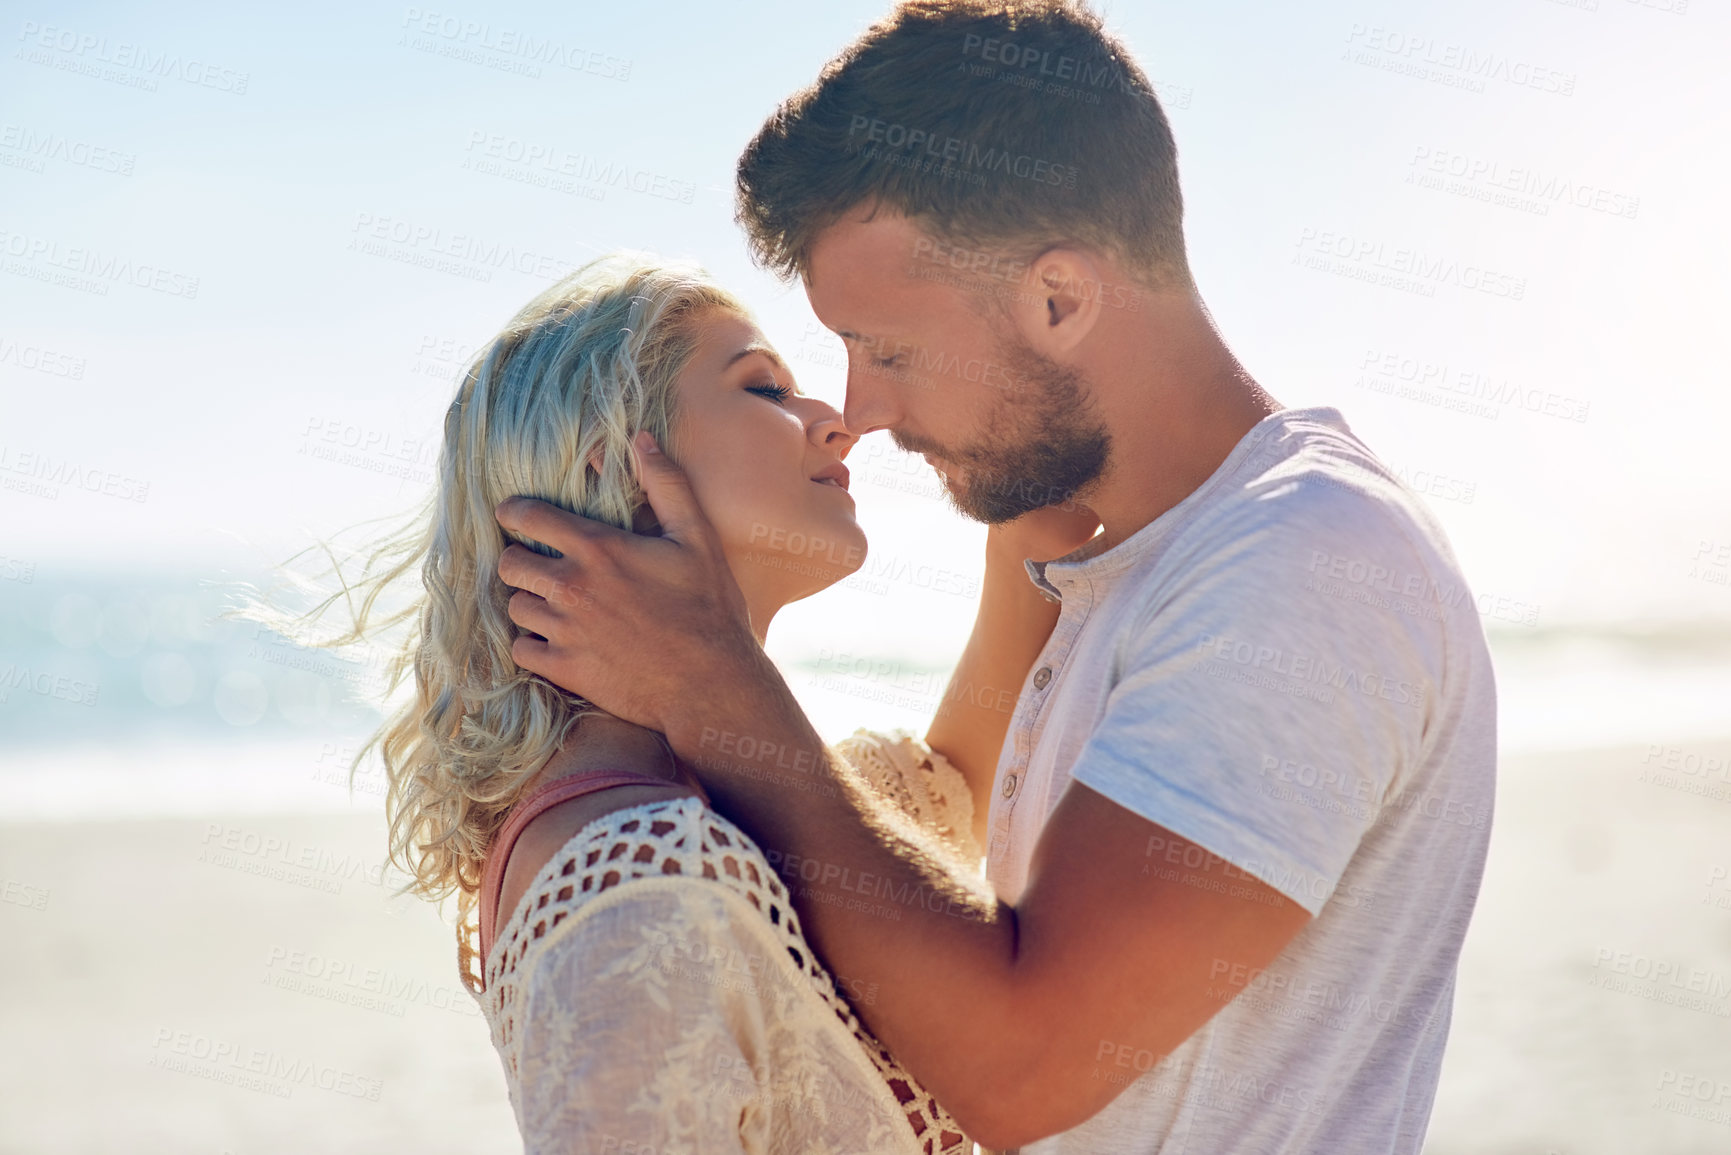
top-left (1010, 248), bottom-right (1105, 357)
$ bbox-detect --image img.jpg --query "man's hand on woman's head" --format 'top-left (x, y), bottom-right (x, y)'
top-left (494, 432), bottom-right (761, 736)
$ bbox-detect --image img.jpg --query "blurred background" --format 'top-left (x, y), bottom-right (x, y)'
top-left (1, 0), bottom-right (1728, 1151)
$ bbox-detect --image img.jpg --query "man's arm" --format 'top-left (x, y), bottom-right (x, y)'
top-left (492, 440), bottom-right (1310, 1147)
top-left (658, 660), bottom-right (1310, 1147)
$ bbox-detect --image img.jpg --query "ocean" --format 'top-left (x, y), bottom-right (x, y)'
top-left (3, 568), bottom-right (1728, 822)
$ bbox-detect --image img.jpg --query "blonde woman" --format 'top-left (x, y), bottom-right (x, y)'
top-left (293, 253), bottom-right (1090, 1153)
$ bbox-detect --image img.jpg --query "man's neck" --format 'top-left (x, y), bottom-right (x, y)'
top-left (1079, 290), bottom-right (1280, 553)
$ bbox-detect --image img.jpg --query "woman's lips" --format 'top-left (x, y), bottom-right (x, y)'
top-left (811, 462), bottom-right (850, 492)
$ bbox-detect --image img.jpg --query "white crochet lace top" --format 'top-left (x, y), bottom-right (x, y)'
top-left (472, 728), bottom-right (981, 1154)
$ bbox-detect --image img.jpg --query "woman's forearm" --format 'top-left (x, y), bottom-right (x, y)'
top-left (925, 537), bottom-right (1062, 849)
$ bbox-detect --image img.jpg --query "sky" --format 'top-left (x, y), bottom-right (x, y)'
top-left (3, 0), bottom-right (1729, 679)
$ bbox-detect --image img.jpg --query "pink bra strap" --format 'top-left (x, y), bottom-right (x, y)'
top-left (479, 769), bottom-right (679, 975)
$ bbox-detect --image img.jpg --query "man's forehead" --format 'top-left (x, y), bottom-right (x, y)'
top-left (806, 217), bottom-right (936, 328)
top-left (808, 211), bottom-right (924, 282)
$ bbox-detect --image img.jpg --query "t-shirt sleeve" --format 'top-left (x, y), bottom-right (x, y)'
top-left (1069, 485), bottom-right (1442, 915)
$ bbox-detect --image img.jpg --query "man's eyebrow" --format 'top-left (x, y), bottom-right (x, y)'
top-left (725, 343), bottom-right (804, 394)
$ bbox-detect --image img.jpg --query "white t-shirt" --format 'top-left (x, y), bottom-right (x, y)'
top-left (986, 406), bottom-right (1496, 1154)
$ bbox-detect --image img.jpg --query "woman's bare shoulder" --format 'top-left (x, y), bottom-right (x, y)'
top-left (495, 767), bottom-right (701, 929)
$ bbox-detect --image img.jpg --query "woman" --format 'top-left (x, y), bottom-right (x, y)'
top-left (311, 253), bottom-right (1081, 1153)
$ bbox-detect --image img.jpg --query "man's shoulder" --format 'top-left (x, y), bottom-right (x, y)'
top-left (1173, 441), bottom-right (1447, 583)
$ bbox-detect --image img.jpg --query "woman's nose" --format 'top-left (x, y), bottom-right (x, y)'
top-left (807, 405), bottom-right (858, 459)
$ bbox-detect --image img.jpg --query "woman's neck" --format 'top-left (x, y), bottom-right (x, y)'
top-left (723, 557), bottom-right (783, 646)
top-left (544, 711), bottom-right (680, 782)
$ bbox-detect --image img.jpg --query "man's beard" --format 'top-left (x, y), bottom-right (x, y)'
top-left (892, 334), bottom-right (1111, 524)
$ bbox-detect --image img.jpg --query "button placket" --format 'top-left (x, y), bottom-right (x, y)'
top-left (999, 583), bottom-right (1088, 811)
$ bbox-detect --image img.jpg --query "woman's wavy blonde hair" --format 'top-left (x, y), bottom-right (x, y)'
top-left (272, 252), bottom-right (748, 990)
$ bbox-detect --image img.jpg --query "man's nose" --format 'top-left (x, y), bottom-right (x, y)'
top-left (842, 357), bottom-right (899, 436)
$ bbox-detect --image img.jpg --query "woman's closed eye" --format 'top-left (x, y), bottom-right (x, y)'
top-left (747, 381), bottom-right (792, 404)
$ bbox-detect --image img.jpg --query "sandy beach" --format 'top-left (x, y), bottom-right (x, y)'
top-left (3, 736), bottom-right (1729, 1153)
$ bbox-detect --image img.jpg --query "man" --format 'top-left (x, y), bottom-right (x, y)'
top-left (495, 1), bottom-right (1496, 1150)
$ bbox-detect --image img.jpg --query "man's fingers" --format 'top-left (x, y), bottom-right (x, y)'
top-left (631, 433), bottom-right (716, 549)
top-left (506, 589), bottom-right (561, 637)
top-left (510, 633), bottom-right (552, 677)
top-left (497, 542), bottom-right (573, 597)
top-left (495, 496), bottom-right (621, 557)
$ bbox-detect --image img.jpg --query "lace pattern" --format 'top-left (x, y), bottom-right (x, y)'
top-left (478, 796), bottom-right (969, 1154)
top-left (834, 728), bottom-right (983, 867)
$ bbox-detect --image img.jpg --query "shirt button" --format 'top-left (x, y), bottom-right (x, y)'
top-left (1001, 774), bottom-right (1018, 798)
top-left (1033, 666), bottom-right (1052, 690)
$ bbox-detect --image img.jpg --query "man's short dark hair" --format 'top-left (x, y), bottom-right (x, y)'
top-left (735, 0), bottom-right (1190, 291)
